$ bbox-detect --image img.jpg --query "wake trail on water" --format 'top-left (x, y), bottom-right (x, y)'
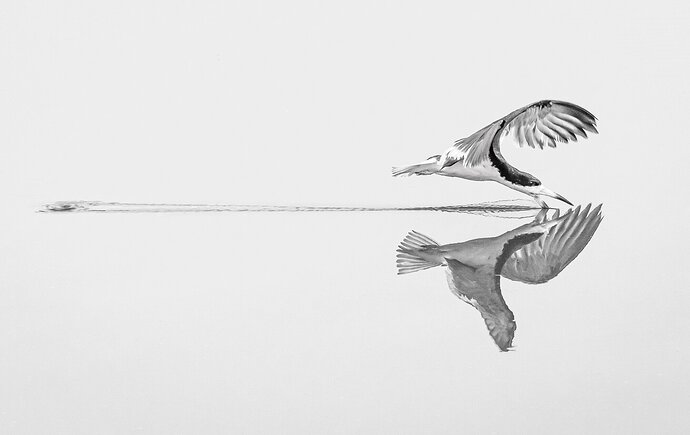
top-left (38, 199), bottom-right (543, 218)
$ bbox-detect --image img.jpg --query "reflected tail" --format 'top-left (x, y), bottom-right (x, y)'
top-left (396, 231), bottom-right (443, 274)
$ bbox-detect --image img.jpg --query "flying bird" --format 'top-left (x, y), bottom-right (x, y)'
top-left (396, 204), bottom-right (603, 351)
top-left (392, 100), bottom-right (598, 208)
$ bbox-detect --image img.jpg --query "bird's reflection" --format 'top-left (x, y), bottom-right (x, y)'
top-left (396, 204), bottom-right (603, 351)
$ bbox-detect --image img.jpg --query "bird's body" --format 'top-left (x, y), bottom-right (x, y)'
top-left (393, 100), bottom-right (598, 207)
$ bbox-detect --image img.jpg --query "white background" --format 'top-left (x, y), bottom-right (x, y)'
top-left (2, 1), bottom-right (690, 433)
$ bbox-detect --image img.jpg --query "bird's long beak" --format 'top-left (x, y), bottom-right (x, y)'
top-left (555, 193), bottom-right (574, 206)
top-left (541, 188), bottom-right (573, 206)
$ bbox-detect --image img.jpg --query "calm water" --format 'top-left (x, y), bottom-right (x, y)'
top-left (3, 1), bottom-right (690, 433)
top-left (3, 198), bottom-right (687, 434)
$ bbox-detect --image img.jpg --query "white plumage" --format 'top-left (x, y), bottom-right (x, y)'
top-left (393, 100), bottom-right (598, 208)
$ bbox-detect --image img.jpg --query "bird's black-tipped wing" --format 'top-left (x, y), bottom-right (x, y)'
top-left (501, 204), bottom-right (603, 284)
top-left (504, 100), bottom-right (598, 150)
top-left (446, 260), bottom-right (516, 351)
top-left (440, 100), bottom-right (597, 168)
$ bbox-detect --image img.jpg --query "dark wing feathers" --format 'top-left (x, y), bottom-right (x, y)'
top-left (500, 204), bottom-right (603, 284)
top-left (507, 100), bottom-right (598, 150)
top-left (441, 100), bottom-right (597, 167)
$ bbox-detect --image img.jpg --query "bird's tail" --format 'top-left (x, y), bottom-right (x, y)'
top-left (391, 155), bottom-right (441, 177)
top-left (396, 230), bottom-right (443, 274)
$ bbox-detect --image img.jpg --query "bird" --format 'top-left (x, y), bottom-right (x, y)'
top-left (396, 204), bottom-right (603, 351)
top-left (392, 100), bottom-right (598, 208)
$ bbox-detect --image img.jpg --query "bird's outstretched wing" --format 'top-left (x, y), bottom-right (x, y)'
top-left (441, 100), bottom-right (597, 168)
top-left (504, 100), bottom-right (598, 150)
top-left (446, 260), bottom-right (516, 351)
top-left (501, 204), bottom-right (603, 284)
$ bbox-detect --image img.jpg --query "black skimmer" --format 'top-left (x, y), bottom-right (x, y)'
top-left (392, 100), bottom-right (598, 208)
top-left (396, 204), bottom-right (603, 351)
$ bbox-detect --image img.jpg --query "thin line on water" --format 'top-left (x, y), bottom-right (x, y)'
top-left (38, 199), bottom-right (544, 218)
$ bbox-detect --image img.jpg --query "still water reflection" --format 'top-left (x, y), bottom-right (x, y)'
top-left (396, 204), bottom-right (603, 351)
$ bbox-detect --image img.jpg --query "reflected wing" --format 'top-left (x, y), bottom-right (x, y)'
top-left (504, 100), bottom-right (598, 150)
top-left (440, 100), bottom-right (597, 168)
top-left (445, 260), bottom-right (516, 351)
top-left (501, 204), bottom-right (603, 284)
